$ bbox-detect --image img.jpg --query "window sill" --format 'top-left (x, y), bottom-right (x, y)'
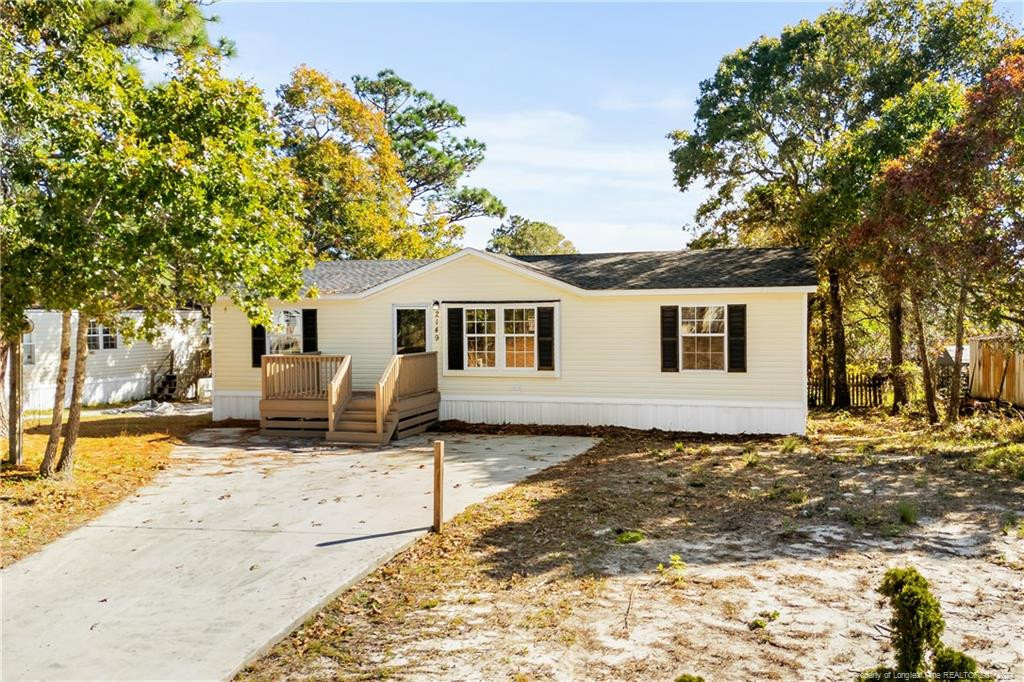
top-left (442, 368), bottom-right (560, 379)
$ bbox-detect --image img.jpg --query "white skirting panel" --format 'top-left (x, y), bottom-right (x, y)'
top-left (24, 376), bottom-right (151, 412)
top-left (440, 395), bottom-right (806, 435)
top-left (212, 391), bottom-right (260, 421)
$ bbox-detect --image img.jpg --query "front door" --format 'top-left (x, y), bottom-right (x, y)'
top-left (394, 306), bottom-right (428, 355)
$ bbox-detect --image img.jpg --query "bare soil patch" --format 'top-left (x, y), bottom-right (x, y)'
top-left (239, 411), bottom-right (1024, 680)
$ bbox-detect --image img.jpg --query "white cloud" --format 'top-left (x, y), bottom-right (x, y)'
top-left (467, 110), bottom-right (589, 143)
top-left (597, 89), bottom-right (692, 114)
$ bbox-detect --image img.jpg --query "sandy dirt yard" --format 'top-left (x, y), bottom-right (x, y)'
top-left (241, 413), bottom-right (1024, 681)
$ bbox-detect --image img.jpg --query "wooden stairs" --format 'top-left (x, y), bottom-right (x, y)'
top-left (259, 352), bottom-right (439, 445)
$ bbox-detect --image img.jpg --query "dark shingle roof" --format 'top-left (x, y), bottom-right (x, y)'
top-left (302, 247), bottom-right (817, 294)
top-left (511, 247), bottom-right (817, 290)
top-left (304, 259), bottom-right (434, 294)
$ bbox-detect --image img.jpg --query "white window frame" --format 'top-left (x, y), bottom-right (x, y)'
top-left (679, 304), bottom-right (728, 372)
top-left (86, 321), bottom-right (119, 351)
top-left (464, 307), bottom-right (500, 369)
top-left (391, 304), bottom-right (432, 355)
top-left (266, 309), bottom-right (303, 355)
top-left (445, 303), bottom-right (560, 377)
top-left (22, 331), bottom-right (34, 365)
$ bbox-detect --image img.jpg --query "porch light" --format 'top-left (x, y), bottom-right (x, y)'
top-left (432, 300), bottom-right (440, 311)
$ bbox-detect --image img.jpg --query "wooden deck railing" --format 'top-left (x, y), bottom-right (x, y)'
top-left (375, 355), bottom-right (401, 435)
top-left (396, 351), bottom-right (439, 398)
top-left (374, 351), bottom-right (438, 435)
top-left (261, 354), bottom-right (347, 400)
top-left (327, 356), bottom-right (352, 432)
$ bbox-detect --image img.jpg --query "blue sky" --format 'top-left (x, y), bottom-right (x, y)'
top-left (206, 1), bottom-right (1022, 253)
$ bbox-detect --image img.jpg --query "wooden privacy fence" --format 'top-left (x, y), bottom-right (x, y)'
top-left (808, 372), bottom-right (887, 408)
top-left (969, 336), bottom-right (1024, 406)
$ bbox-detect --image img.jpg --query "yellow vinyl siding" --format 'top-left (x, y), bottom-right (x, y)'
top-left (211, 254), bottom-right (806, 403)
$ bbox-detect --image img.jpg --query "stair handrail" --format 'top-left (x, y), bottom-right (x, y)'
top-left (149, 349), bottom-right (175, 399)
top-left (327, 355), bottom-right (352, 432)
top-left (375, 354), bottom-right (401, 435)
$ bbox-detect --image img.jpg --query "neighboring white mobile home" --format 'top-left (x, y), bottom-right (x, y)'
top-left (211, 247), bottom-right (816, 440)
top-left (13, 310), bottom-right (207, 411)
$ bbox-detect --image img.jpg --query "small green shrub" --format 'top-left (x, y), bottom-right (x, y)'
top-left (866, 566), bottom-right (985, 677)
top-left (742, 452), bottom-right (762, 468)
top-left (897, 501), bottom-right (919, 525)
top-left (999, 512), bottom-right (1024, 538)
top-left (674, 675), bottom-right (705, 682)
top-left (878, 567), bottom-right (944, 672)
top-left (787, 489), bottom-right (809, 505)
top-left (615, 530), bottom-right (645, 544)
top-left (656, 554), bottom-right (686, 587)
top-left (779, 436), bottom-right (800, 454)
top-left (673, 442), bottom-right (686, 452)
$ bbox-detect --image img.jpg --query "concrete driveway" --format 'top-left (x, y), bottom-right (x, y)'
top-left (1, 428), bottom-right (597, 682)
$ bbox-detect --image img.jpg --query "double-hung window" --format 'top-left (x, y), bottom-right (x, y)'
top-left (22, 332), bottom-right (34, 365)
top-left (86, 321), bottom-right (118, 351)
top-left (465, 308), bottom-right (497, 368)
top-left (680, 306), bottom-right (726, 370)
top-left (463, 306), bottom-right (541, 371)
top-left (266, 309), bottom-right (302, 354)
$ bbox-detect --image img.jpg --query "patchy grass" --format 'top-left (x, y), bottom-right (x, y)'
top-left (239, 410), bottom-right (1024, 681)
top-left (1, 412), bottom-right (212, 566)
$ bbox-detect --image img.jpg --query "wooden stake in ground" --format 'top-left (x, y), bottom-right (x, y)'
top-left (432, 440), bottom-right (444, 533)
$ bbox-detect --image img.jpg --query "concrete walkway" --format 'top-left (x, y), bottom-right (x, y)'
top-left (1, 429), bottom-right (596, 681)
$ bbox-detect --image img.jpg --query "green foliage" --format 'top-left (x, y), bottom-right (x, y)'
top-left (656, 554), bottom-right (686, 587)
top-left (82, 0), bottom-right (233, 56)
top-left (487, 215), bottom-right (577, 256)
top-left (274, 66), bottom-right (451, 260)
top-left (779, 437), bottom-right (800, 454)
top-left (897, 501), bottom-right (919, 525)
top-left (876, 567), bottom-right (945, 673)
top-left (674, 675), bottom-right (705, 682)
top-left (742, 452), bottom-right (762, 468)
top-left (614, 530), bottom-right (645, 544)
top-left (352, 69), bottom-right (505, 228)
top-left (1, 7), bottom-right (309, 330)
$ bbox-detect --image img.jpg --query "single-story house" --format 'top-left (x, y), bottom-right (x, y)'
top-left (9, 310), bottom-right (207, 411)
top-left (211, 247), bottom-right (816, 441)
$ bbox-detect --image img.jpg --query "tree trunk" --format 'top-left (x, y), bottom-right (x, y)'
top-left (56, 316), bottom-right (89, 478)
top-left (827, 267), bottom-right (850, 409)
top-left (945, 277), bottom-right (968, 423)
top-left (887, 288), bottom-right (909, 415)
top-left (910, 289), bottom-right (938, 423)
top-left (819, 295), bottom-right (830, 404)
top-left (0, 339), bottom-right (9, 439)
top-left (40, 311), bottom-right (73, 477)
top-left (7, 337), bottom-right (24, 466)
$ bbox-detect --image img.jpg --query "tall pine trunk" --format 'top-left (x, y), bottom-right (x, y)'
top-left (40, 311), bottom-right (73, 477)
top-left (6, 336), bottom-right (23, 466)
top-left (945, 276), bottom-right (968, 423)
top-left (827, 267), bottom-right (850, 409)
top-left (56, 316), bottom-right (89, 478)
top-left (887, 288), bottom-right (909, 415)
top-left (910, 289), bottom-right (938, 423)
top-left (819, 295), bottom-right (830, 403)
top-left (0, 339), bottom-right (8, 439)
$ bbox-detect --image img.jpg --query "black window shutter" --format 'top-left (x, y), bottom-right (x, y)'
top-left (447, 307), bottom-right (464, 370)
top-left (537, 306), bottom-right (555, 371)
top-left (302, 309), bottom-right (318, 353)
top-left (251, 325), bottom-right (266, 368)
top-left (727, 304), bottom-right (747, 373)
top-left (660, 306), bottom-right (679, 372)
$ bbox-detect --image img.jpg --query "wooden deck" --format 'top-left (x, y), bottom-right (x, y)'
top-left (260, 352), bottom-right (440, 444)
